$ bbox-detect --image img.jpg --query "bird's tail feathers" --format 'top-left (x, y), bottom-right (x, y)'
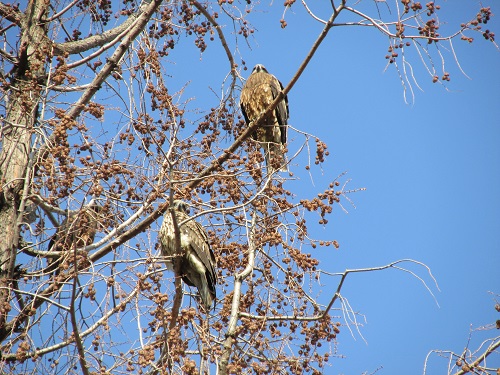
top-left (197, 278), bottom-right (215, 310)
top-left (184, 251), bottom-right (216, 310)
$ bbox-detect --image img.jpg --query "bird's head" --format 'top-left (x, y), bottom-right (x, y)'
top-left (252, 64), bottom-right (268, 74)
top-left (86, 200), bottom-right (102, 220)
top-left (87, 199), bottom-right (102, 211)
top-left (89, 203), bottom-right (102, 213)
top-left (172, 199), bottom-right (189, 214)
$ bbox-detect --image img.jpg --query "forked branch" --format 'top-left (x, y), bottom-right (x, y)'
top-left (452, 337), bottom-right (500, 375)
top-left (86, 1), bottom-right (347, 265)
top-left (219, 211), bottom-right (257, 375)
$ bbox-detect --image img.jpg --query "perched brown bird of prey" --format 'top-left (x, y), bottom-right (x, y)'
top-left (159, 200), bottom-right (216, 309)
top-left (240, 64), bottom-right (289, 172)
top-left (47, 203), bottom-right (101, 274)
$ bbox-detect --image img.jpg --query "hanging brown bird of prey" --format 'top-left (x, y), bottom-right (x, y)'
top-left (47, 202), bottom-right (101, 275)
top-left (159, 200), bottom-right (217, 309)
top-left (240, 64), bottom-right (289, 172)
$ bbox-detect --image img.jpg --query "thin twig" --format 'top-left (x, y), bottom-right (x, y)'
top-left (86, 0), bottom-right (347, 273)
top-left (69, 243), bottom-right (91, 375)
top-left (0, 286), bottom-right (138, 360)
top-left (452, 337), bottom-right (500, 375)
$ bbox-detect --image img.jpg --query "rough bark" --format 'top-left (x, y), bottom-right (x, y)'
top-left (0, 0), bottom-right (50, 333)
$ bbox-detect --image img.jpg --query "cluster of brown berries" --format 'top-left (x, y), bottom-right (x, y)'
top-left (477, 7), bottom-right (492, 24)
top-left (483, 29), bottom-right (495, 42)
top-left (77, 0), bottom-right (112, 26)
top-left (385, 42), bottom-right (411, 64)
top-left (425, 1), bottom-right (440, 17)
top-left (85, 102), bottom-right (105, 119)
top-left (401, 0), bottom-right (423, 14)
top-left (315, 138), bottom-right (329, 164)
top-left (418, 19), bottom-right (440, 44)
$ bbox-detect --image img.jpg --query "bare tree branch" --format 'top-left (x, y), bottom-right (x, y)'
top-left (69, 248), bottom-right (91, 375)
top-left (0, 286), bottom-right (139, 360)
top-left (191, 0), bottom-right (236, 75)
top-left (0, 3), bottom-right (22, 25)
top-left (452, 337), bottom-right (500, 375)
top-left (52, 5), bottom-right (146, 56)
top-left (219, 210), bottom-right (257, 375)
top-left (1, 1), bottom-right (495, 373)
top-left (86, 0), bottom-right (348, 264)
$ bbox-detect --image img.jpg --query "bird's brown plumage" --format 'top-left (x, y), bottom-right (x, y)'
top-left (240, 64), bottom-right (289, 172)
top-left (47, 203), bottom-right (101, 274)
top-left (159, 200), bottom-right (217, 309)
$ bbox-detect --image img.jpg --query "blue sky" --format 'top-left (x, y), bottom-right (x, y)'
top-left (11, 1), bottom-right (496, 373)
top-left (52, 1), bottom-right (497, 373)
top-left (165, 1), bottom-right (500, 373)
top-left (284, 3), bottom-right (499, 374)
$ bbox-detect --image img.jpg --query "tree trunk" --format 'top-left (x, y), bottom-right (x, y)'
top-left (0, 0), bottom-right (49, 332)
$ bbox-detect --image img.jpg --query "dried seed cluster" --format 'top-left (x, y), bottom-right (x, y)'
top-left (5, 0), bottom-right (493, 373)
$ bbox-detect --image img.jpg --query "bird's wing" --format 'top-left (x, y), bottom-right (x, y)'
top-left (160, 210), bottom-right (215, 277)
top-left (159, 209), bottom-right (178, 261)
top-left (49, 208), bottom-right (99, 251)
top-left (270, 75), bottom-right (288, 145)
top-left (240, 96), bottom-right (250, 124)
top-left (182, 219), bottom-right (216, 286)
top-left (240, 73), bottom-right (272, 123)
